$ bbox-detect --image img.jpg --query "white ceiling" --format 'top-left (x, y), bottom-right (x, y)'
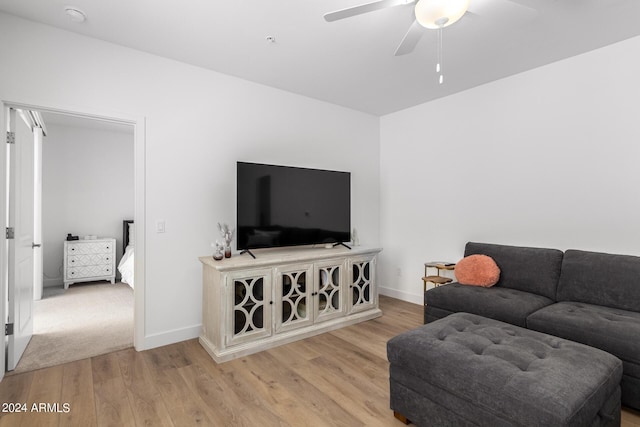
top-left (1, 0), bottom-right (639, 116)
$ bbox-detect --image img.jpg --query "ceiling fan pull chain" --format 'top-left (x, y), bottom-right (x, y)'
top-left (437, 26), bottom-right (444, 84)
top-left (436, 28), bottom-right (440, 73)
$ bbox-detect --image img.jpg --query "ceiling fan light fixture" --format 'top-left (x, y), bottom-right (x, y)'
top-left (414, 0), bottom-right (469, 29)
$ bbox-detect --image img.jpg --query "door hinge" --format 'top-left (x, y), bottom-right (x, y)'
top-left (5, 323), bottom-right (14, 336)
top-left (6, 131), bottom-right (15, 144)
top-left (6, 227), bottom-right (14, 239)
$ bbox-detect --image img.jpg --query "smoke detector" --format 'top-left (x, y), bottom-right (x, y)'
top-left (64, 7), bottom-right (87, 23)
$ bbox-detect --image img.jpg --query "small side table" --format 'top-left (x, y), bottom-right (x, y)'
top-left (422, 262), bottom-right (456, 292)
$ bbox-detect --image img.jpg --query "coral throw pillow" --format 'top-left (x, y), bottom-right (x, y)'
top-left (455, 254), bottom-right (500, 287)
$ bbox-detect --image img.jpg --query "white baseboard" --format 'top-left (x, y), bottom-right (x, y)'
top-left (378, 286), bottom-right (422, 305)
top-left (141, 324), bottom-right (201, 351)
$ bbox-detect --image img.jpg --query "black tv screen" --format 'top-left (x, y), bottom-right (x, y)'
top-left (237, 162), bottom-right (351, 250)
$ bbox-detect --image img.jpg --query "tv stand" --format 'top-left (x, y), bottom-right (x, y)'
top-left (240, 249), bottom-right (256, 259)
top-left (199, 246), bottom-right (382, 363)
top-left (333, 242), bottom-right (352, 250)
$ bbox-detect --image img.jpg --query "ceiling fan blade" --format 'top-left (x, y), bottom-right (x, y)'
top-left (394, 20), bottom-right (424, 56)
top-left (324, 0), bottom-right (416, 22)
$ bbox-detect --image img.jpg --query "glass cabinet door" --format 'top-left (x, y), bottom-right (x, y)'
top-left (314, 260), bottom-right (346, 322)
top-left (349, 256), bottom-right (376, 313)
top-left (275, 264), bottom-right (313, 333)
top-left (226, 269), bottom-right (272, 346)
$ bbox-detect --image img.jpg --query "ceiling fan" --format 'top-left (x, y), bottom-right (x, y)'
top-left (324, 0), bottom-right (535, 56)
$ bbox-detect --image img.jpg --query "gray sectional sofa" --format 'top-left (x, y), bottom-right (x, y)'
top-left (424, 242), bottom-right (640, 410)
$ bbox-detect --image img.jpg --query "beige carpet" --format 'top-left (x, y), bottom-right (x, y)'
top-left (10, 282), bottom-right (134, 374)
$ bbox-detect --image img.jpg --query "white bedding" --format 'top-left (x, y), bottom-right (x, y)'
top-left (118, 245), bottom-right (135, 288)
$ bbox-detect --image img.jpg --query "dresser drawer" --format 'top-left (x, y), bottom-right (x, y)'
top-left (67, 265), bottom-right (113, 280)
top-left (67, 253), bottom-right (113, 267)
top-left (66, 241), bottom-right (114, 255)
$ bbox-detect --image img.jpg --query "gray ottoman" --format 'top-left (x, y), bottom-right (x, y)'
top-left (387, 313), bottom-right (622, 427)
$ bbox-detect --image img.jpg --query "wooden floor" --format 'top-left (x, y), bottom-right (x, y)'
top-left (1, 296), bottom-right (639, 427)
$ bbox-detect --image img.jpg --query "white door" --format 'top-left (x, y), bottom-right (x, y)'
top-left (6, 107), bottom-right (35, 371)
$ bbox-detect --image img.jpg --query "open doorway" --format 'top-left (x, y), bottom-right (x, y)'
top-left (15, 112), bottom-right (134, 373)
top-left (2, 102), bottom-right (145, 376)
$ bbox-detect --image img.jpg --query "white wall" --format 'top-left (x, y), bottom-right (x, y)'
top-left (0, 13), bottom-right (380, 348)
top-left (379, 35), bottom-right (640, 304)
top-left (42, 123), bottom-right (134, 287)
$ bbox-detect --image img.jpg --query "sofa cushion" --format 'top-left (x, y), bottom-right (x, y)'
top-left (527, 301), bottom-right (640, 378)
top-left (464, 242), bottom-right (563, 300)
top-left (426, 283), bottom-right (553, 327)
top-left (556, 249), bottom-right (640, 312)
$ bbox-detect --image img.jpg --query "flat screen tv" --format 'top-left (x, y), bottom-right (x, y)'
top-left (237, 162), bottom-right (351, 251)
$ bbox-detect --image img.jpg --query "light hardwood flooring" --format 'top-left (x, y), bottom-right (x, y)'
top-left (1, 296), bottom-right (639, 426)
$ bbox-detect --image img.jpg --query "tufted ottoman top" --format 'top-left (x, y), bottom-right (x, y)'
top-left (388, 313), bottom-right (622, 426)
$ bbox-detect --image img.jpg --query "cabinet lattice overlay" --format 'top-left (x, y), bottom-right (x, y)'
top-left (275, 264), bottom-right (313, 333)
top-left (227, 269), bottom-right (272, 346)
top-left (281, 271), bottom-right (308, 324)
top-left (233, 277), bottom-right (265, 335)
top-left (352, 261), bottom-right (371, 304)
top-left (200, 246), bottom-right (382, 363)
top-left (315, 262), bottom-right (345, 322)
top-left (350, 257), bottom-right (376, 313)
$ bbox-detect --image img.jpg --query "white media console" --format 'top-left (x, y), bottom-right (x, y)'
top-left (199, 245), bottom-right (382, 363)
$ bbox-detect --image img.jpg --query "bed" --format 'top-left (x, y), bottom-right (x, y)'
top-left (118, 220), bottom-right (135, 288)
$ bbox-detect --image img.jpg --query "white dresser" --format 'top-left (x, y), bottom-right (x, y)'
top-left (63, 238), bottom-right (116, 289)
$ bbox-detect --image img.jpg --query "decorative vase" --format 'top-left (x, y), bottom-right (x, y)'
top-left (218, 223), bottom-right (235, 259)
top-left (212, 241), bottom-right (224, 261)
